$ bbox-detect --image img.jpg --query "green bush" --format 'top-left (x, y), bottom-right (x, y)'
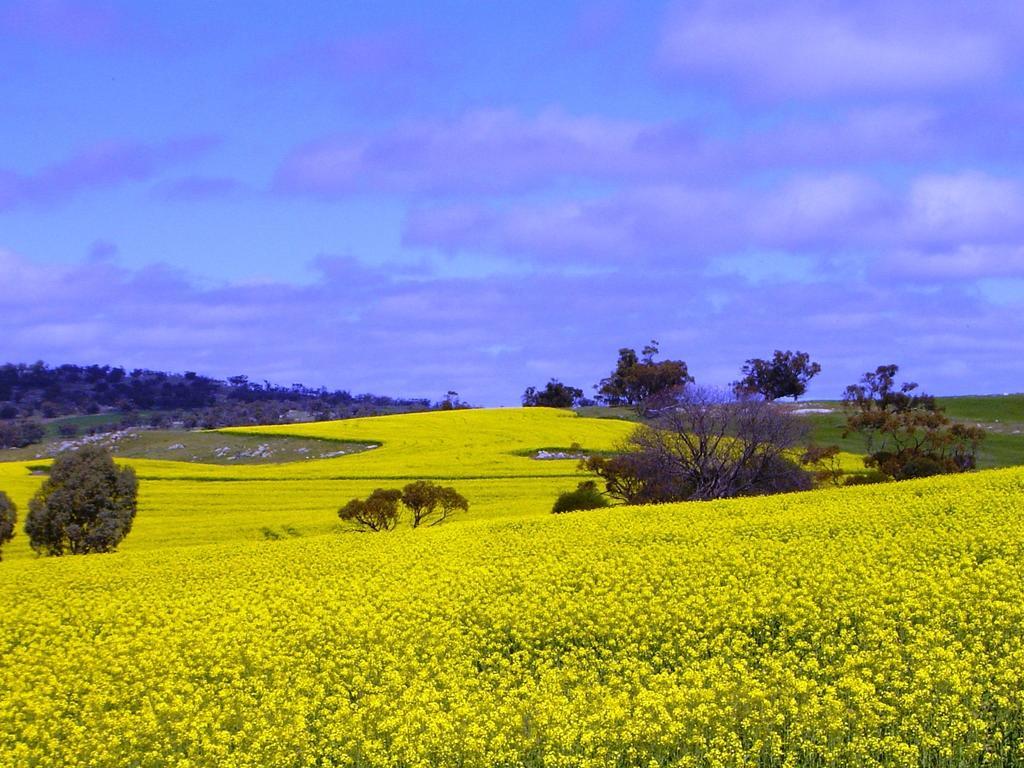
top-left (843, 471), bottom-right (889, 486)
top-left (552, 481), bottom-right (610, 514)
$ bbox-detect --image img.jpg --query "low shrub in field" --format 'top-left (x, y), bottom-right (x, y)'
top-left (552, 480), bottom-right (609, 513)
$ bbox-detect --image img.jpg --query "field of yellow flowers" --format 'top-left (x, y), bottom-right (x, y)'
top-left (0, 408), bottom-right (635, 557)
top-left (1, 409), bottom-right (1024, 766)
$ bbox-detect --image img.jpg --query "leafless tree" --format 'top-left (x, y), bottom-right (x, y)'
top-left (586, 386), bottom-right (812, 503)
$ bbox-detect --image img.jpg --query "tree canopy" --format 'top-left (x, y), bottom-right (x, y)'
top-left (584, 387), bottom-right (811, 503)
top-left (400, 481), bottom-right (469, 527)
top-left (596, 341), bottom-right (693, 413)
top-left (338, 488), bottom-right (404, 532)
top-left (522, 379), bottom-right (586, 408)
top-left (735, 350), bottom-right (821, 401)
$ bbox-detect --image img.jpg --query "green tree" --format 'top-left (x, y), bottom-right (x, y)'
top-left (0, 491), bottom-right (16, 561)
top-left (522, 379), bottom-right (585, 408)
top-left (401, 481), bottom-right (469, 527)
top-left (338, 488), bottom-right (403, 532)
top-left (596, 341), bottom-right (693, 414)
top-left (25, 447), bottom-right (138, 556)
top-left (735, 350), bottom-right (821, 401)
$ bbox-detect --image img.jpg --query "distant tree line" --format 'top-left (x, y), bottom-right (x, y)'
top-left (523, 343), bottom-right (821, 414)
top-left (0, 361), bottom-right (434, 448)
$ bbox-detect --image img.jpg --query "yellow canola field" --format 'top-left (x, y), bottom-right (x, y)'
top-left (0, 408), bottom-right (635, 558)
top-left (2, 463), bottom-right (1024, 767)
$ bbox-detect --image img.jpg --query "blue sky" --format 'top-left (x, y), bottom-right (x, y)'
top-left (2, 0), bottom-right (1023, 404)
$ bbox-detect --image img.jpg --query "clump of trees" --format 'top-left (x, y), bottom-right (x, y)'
top-left (24, 447), bottom-right (139, 555)
top-left (596, 341), bottom-right (693, 414)
top-left (522, 380), bottom-right (588, 408)
top-left (734, 350), bottom-right (821, 401)
top-left (0, 491), bottom-right (16, 561)
top-left (584, 386), bottom-right (812, 503)
top-left (338, 481), bottom-right (469, 532)
top-left (438, 390), bottom-right (466, 410)
top-left (843, 365), bottom-right (985, 480)
top-left (551, 480), bottom-right (610, 514)
top-left (0, 419), bottom-right (45, 449)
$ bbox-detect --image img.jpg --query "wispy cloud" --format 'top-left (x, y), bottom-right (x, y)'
top-left (404, 171), bottom-right (1024, 265)
top-left (1, 247), bottom-right (1019, 403)
top-left (658, 0), bottom-right (1020, 99)
top-left (0, 136), bottom-right (219, 211)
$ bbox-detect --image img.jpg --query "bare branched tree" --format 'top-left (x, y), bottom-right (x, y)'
top-left (585, 386), bottom-right (812, 503)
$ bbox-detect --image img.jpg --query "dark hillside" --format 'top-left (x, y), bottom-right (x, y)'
top-left (0, 361), bottom-right (432, 448)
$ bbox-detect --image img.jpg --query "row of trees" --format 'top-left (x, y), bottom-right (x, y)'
top-left (338, 481), bottom-right (469, 532)
top-left (546, 361), bottom-right (986, 511)
top-left (0, 362), bottom-right (432, 418)
top-left (523, 344), bottom-right (822, 412)
top-left (0, 447), bottom-right (139, 561)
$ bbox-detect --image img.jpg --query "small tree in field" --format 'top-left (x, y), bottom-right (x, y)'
top-left (401, 481), bottom-right (469, 527)
top-left (0, 491), bottom-right (16, 561)
top-left (842, 364), bottom-right (985, 480)
top-left (735, 350), bottom-right (821, 401)
top-left (25, 447), bottom-right (138, 556)
top-left (338, 489), bottom-right (403, 532)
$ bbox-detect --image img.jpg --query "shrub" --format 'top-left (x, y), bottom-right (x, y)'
top-left (552, 481), bottom-right (610, 514)
top-left (843, 471), bottom-right (889, 486)
top-left (894, 455), bottom-right (947, 480)
top-left (843, 364), bottom-right (985, 480)
top-left (800, 443), bottom-right (844, 486)
top-left (0, 491), bottom-right (16, 560)
top-left (25, 447), bottom-right (138, 555)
